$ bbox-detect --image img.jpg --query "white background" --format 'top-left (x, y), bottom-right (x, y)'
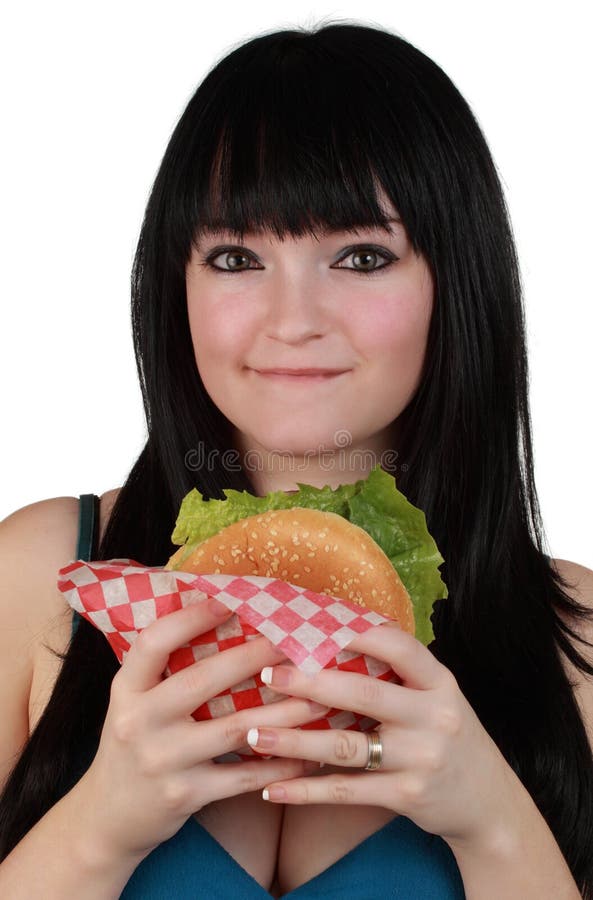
top-left (1, 1), bottom-right (591, 568)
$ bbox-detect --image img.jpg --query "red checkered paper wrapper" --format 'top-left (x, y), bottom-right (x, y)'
top-left (57, 559), bottom-right (400, 762)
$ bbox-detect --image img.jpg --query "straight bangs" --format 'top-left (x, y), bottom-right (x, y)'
top-left (160, 25), bottom-right (454, 273)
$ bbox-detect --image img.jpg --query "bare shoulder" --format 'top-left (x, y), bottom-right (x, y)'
top-left (0, 496), bottom-right (80, 637)
top-left (0, 489), bottom-right (121, 760)
top-left (551, 557), bottom-right (593, 745)
top-left (0, 488), bottom-right (121, 630)
top-left (550, 557), bottom-right (593, 638)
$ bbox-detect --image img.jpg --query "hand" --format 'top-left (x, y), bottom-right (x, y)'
top-left (247, 621), bottom-right (515, 848)
top-left (76, 600), bottom-right (328, 862)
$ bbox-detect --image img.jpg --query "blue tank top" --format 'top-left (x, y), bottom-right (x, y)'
top-left (75, 494), bottom-right (466, 899)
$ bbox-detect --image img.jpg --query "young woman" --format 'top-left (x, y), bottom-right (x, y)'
top-left (1, 20), bottom-right (592, 899)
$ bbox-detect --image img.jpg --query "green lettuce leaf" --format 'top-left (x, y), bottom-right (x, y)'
top-left (170, 464), bottom-right (447, 645)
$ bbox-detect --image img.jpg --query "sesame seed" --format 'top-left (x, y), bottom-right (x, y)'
top-left (324, 545), bottom-right (330, 552)
top-left (270, 529), bottom-right (278, 536)
top-left (304, 566), bottom-right (311, 573)
top-left (307, 552), bottom-right (315, 558)
top-left (289, 553), bottom-right (300, 562)
top-left (251, 531), bottom-right (258, 539)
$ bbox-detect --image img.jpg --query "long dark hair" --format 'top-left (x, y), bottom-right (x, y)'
top-left (2, 18), bottom-right (593, 895)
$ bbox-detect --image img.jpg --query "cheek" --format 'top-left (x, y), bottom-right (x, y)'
top-left (352, 287), bottom-right (432, 367)
top-left (187, 292), bottom-right (252, 360)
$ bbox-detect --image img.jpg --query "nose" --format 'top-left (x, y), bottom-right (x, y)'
top-left (263, 269), bottom-right (328, 344)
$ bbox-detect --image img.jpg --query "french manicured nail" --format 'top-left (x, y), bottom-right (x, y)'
top-left (263, 786), bottom-right (287, 801)
top-left (260, 665), bottom-right (292, 687)
top-left (247, 727), bottom-right (277, 750)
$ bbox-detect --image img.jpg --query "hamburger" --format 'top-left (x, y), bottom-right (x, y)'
top-left (165, 464), bottom-right (446, 646)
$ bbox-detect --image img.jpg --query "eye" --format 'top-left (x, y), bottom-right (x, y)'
top-left (200, 247), bottom-right (261, 273)
top-left (199, 243), bottom-right (398, 276)
top-left (332, 245), bottom-right (398, 277)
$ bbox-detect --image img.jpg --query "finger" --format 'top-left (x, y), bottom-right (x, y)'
top-left (246, 723), bottom-right (421, 774)
top-left (196, 756), bottom-right (323, 807)
top-left (145, 697), bottom-right (331, 770)
top-left (247, 724), bottom-right (370, 767)
top-left (260, 662), bottom-right (426, 725)
top-left (261, 771), bottom-right (398, 807)
top-left (346, 622), bottom-right (446, 691)
top-left (121, 598), bottom-right (237, 692)
top-left (150, 634), bottom-right (290, 721)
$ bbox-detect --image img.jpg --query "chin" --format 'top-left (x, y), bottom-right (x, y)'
top-left (241, 426), bottom-right (347, 461)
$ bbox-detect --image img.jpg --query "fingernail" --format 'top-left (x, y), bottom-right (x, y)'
top-left (263, 786), bottom-right (286, 801)
top-left (208, 597), bottom-right (231, 616)
top-left (260, 666), bottom-right (274, 685)
top-left (247, 727), bottom-right (277, 750)
top-left (303, 760), bottom-right (324, 773)
top-left (308, 700), bottom-right (330, 716)
top-left (260, 665), bottom-right (292, 687)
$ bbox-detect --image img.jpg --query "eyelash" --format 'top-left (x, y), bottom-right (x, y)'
top-left (199, 245), bottom-right (399, 278)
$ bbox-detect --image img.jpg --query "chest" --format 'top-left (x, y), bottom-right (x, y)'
top-left (193, 763), bottom-right (396, 896)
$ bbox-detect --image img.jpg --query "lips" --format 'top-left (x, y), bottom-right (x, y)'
top-left (253, 368), bottom-right (350, 375)
top-left (250, 369), bottom-right (350, 385)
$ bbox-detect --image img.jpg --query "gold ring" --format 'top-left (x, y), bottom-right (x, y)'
top-left (364, 730), bottom-right (383, 770)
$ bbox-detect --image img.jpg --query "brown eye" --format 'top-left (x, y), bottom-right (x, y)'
top-left (353, 250), bottom-right (380, 271)
top-left (333, 246), bottom-right (398, 277)
top-left (209, 250), bottom-right (255, 271)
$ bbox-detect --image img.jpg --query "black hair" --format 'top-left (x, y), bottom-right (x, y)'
top-left (2, 17), bottom-right (593, 895)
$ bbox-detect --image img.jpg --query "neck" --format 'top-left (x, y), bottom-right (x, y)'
top-left (233, 431), bottom-right (399, 497)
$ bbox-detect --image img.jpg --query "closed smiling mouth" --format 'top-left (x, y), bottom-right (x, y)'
top-left (250, 367), bottom-right (351, 377)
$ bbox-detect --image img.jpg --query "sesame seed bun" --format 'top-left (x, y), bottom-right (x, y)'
top-left (165, 507), bottom-right (414, 634)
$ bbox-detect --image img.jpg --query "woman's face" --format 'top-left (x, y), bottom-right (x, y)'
top-left (185, 202), bottom-right (433, 477)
